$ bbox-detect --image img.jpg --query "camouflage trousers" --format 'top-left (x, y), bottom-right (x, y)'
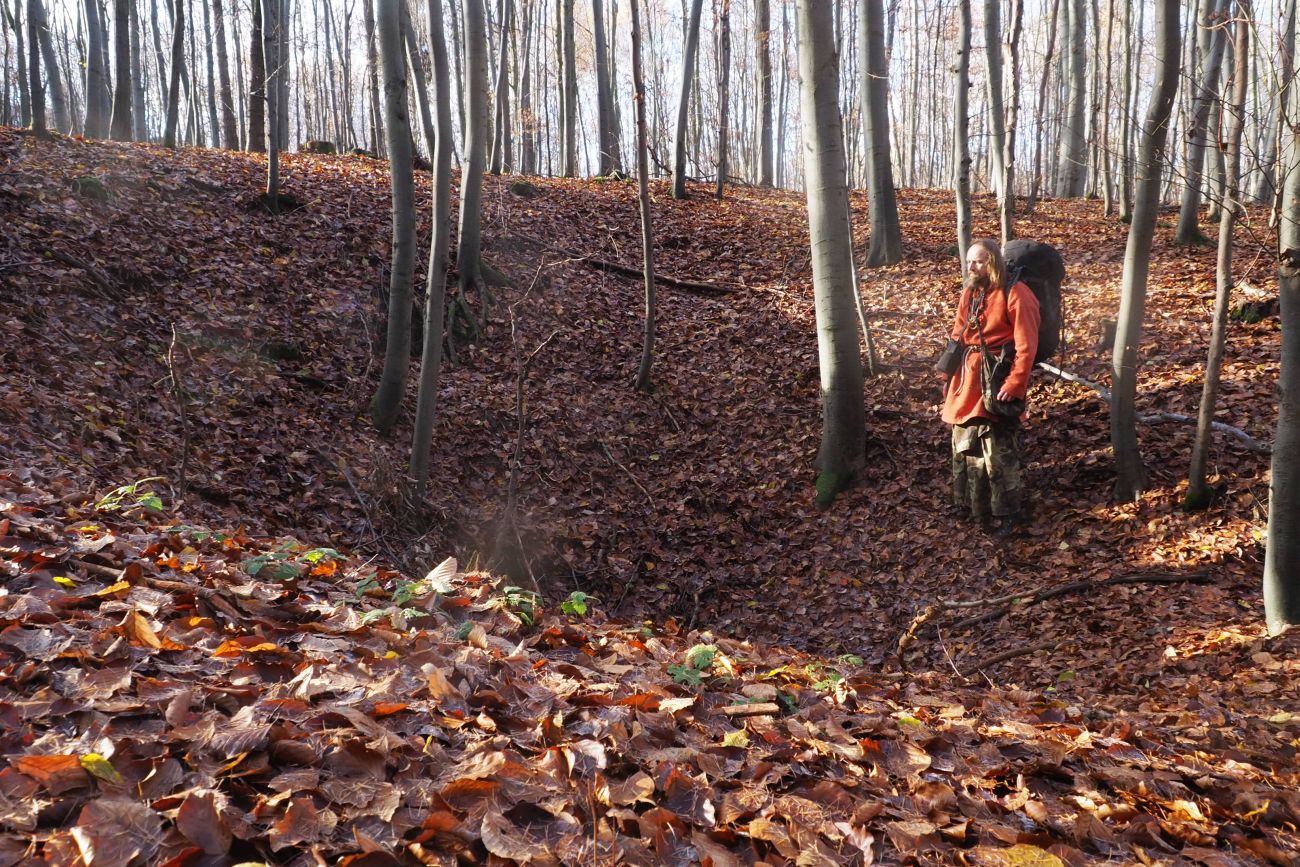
top-left (951, 419), bottom-right (1022, 519)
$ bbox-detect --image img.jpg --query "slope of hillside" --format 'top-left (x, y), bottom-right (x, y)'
top-left (2, 127), bottom-right (1299, 862)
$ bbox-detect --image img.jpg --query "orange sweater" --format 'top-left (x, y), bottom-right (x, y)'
top-left (942, 280), bottom-right (1041, 425)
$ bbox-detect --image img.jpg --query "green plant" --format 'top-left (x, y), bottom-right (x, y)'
top-left (95, 477), bottom-right (165, 514)
top-left (669, 644), bottom-right (718, 687)
top-left (561, 591), bottom-right (594, 618)
top-left (243, 544), bottom-right (343, 581)
top-left (502, 586), bottom-right (539, 626)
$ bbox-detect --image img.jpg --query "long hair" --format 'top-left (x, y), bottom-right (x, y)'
top-left (971, 238), bottom-right (1006, 288)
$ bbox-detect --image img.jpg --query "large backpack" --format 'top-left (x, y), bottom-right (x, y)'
top-left (1003, 239), bottom-right (1065, 363)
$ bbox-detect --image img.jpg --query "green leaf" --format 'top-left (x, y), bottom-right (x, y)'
top-left (455, 622), bottom-right (475, 640)
top-left (302, 547), bottom-right (343, 564)
top-left (561, 591), bottom-right (591, 617)
top-left (685, 644), bottom-right (717, 671)
top-left (668, 664), bottom-right (703, 687)
top-left (79, 753), bottom-right (125, 785)
top-left (138, 493), bottom-right (164, 511)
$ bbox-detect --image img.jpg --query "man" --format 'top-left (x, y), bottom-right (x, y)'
top-left (940, 239), bottom-right (1040, 539)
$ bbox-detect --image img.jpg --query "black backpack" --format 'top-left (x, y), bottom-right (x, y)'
top-left (1003, 239), bottom-right (1065, 363)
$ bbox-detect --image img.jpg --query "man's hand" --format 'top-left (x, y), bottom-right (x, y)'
top-left (996, 387), bottom-right (1018, 402)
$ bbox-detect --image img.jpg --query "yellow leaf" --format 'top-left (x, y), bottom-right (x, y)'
top-left (53, 576), bottom-right (77, 588)
top-left (79, 753), bottom-right (125, 786)
top-left (974, 844), bottom-right (1065, 867)
top-left (94, 580), bottom-right (130, 596)
top-left (720, 729), bottom-right (750, 748)
top-left (383, 650), bottom-right (399, 659)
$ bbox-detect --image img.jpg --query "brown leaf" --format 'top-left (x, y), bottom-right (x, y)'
top-left (270, 797), bottom-right (325, 851)
top-left (176, 790), bottom-right (231, 855)
top-left (70, 799), bottom-right (162, 865)
top-left (480, 812), bottom-right (550, 862)
top-left (11, 755), bottom-right (90, 795)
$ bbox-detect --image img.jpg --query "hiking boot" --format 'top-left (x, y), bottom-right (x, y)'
top-left (992, 512), bottom-right (1022, 542)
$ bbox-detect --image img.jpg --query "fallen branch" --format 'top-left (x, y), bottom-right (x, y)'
top-left (599, 439), bottom-right (655, 508)
top-left (167, 325), bottom-right (191, 496)
top-left (721, 702), bottom-right (780, 717)
top-left (967, 640), bottom-right (1060, 672)
top-left (45, 248), bottom-right (119, 298)
top-left (1036, 362), bottom-right (1271, 454)
top-left (584, 256), bottom-right (737, 296)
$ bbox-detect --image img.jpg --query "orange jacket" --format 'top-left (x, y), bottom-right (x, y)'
top-left (942, 280), bottom-right (1041, 425)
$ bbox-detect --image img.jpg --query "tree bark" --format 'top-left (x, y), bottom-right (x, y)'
top-left (1187, 0), bottom-right (1248, 510)
top-left (1001, 0), bottom-right (1023, 242)
top-left (671, 0), bottom-right (704, 197)
top-left (1027, 0), bottom-right (1059, 210)
top-left (163, 0), bottom-right (184, 146)
top-left (212, 0), bottom-right (237, 147)
top-left (714, 0), bottom-right (730, 197)
top-left (26, 0), bottom-right (44, 134)
top-left (371, 0), bottom-right (417, 435)
top-left (560, 0), bottom-right (576, 175)
top-left (518, 0), bottom-right (534, 173)
top-left (982, 0), bottom-right (1005, 196)
top-left (630, 0), bottom-right (656, 391)
top-left (6, 0), bottom-right (31, 128)
top-left (755, 0), bottom-right (773, 185)
top-left (82, 0), bottom-right (108, 137)
top-left (412, 0), bottom-right (454, 491)
top-left (1111, 0), bottom-right (1180, 502)
top-left (1174, 0), bottom-right (1228, 245)
top-left (1054, 0), bottom-right (1086, 197)
top-left (364, 0), bottom-right (385, 156)
top-left (109, 0), bottom-right (132, 139)
top-left (593, 0), bottom-right (617, 174)
top-left (31, 0), bottom-right (69, 132)
top-left (1266, 0), bottom-right (1300, 635)
top-left (954, 0), bottom-right (972, 269)
top-left (403, 0), bottom-right (436, 160)
top-left (248, 0), bottom-right (266, 151)
top-left (797, 0), bottom-right (866, 507)
top-left (489, 0), bottom-right (511, 173)
top-left (860, 0), bottom-right (901, 265)
top-left (458, 0), bottom-right (488, 291)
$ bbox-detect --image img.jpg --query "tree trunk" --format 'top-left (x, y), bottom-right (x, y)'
top-left (631, 0), bottom-right (656, 391)
top-left (130, 0), bottom-right (146, 139)
top-left (561, 0), bottom-right (577, 175)
top-left (517, 0), bottom-right (534, 173)
top-left (488, 0), bottom-right (510, 173)
top-left (83, 0), bottom-right (110, 136)
top-left (263, 0), bottom-right (282, 201)
top-left (364, 0), bottom-right (385, 156)
top-left (31, 0), bottom-right (69, 132)
top-left (403, 0), bottom-right (436, 160)
top-left (860, 0), bottom-right (901, 265)
top-left (714, 0), bottom-right (730, 197)
top-left (954, 0), bottom-right (972, 269)
top-left (982, 0), bottom-right (1005, 196)
top-left (1174, 0), bottom-right (1227, 245)
top-left (671, 0), bottom-right (704, 197)
top-left (593, 0), bottom-right (617, 174)
top-left (1111, 0), bottom-right (1180, 502)
top-left (109, 0), bottom-right (132, 138)
top-left (412, 0), bottom-right (454, 491)
top-left (1118, 0), bottom-right (1135, 220)
top-left (755, 0), bottom-right (773, 185)
top-left (1265, 0), bottom-right (1300, 635)
top-left (248, 0), bottom-right (265, 151)
top-left (201, 0), bottom-right (220, 145)
top-left (371, 0), bottom-right (417, 435)
top-left (163, 0), bottom-right (184, 146)
top-left (1054, 0), bottom-right (1086, 197)
top-left (1001, 0), bottom-right (1022, 242)
top-left (458, 0), bottom-right (488, 290)
top-left (275, 0), bottom-right (288, 151)
top-left (1187, 0), bottom-right (1248, 510)
top-left (212, 0), bottom-right (236, 147)
top-left (797, 0), bottom-right (866, 507)
top-left (26, 0), bottom-right (44, 134)
top-left (7, 0), bottom-right (32, 127)
top-left (1027, 0), bottom-right (1059, 211)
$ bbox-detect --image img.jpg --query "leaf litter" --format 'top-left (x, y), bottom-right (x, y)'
top-left (0, 128), bottom-right (1298, 863)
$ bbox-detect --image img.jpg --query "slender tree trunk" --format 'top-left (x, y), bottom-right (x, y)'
top-left (593, 0), bottom-right (617, 174)
top-left (1265, 0), bottom-right (1300, 634)
top-left (109, 0), bottom-right (132, 138)
top-left (517, 0), bottom-right (534, 173)
top-left (488, 0), bottom-right (509, 172)
top-left (1111, 0), bottom-right (1180, 502)
top-left (248, 0), bottom-right (265, 151)
top-left (130, 0), bottom-right (146, 139)
top-left (201, 0), bottom-right (219, 144)
top-left (31, 0), bottom-right (68, 131)
top-left (776, 0), bottom-right (788, 187)
top-left (213, 0), bottom-right (236, 146)
top-left (797, 0), bottom-right (866, 506)
top-left (275, 0), bottom-right (288, 151)
top-left (26, 0), bottom-right (45, 134)
top-left (756, 0), bottom-right (773, 185)
top-left (1174, 0), bottom-right (1228, 244)
top-left (263, 0), bottom-right (282, 201)
top-left (1187, 0), bottom-right (1248, 510)
top-left (371, 0), bottom-right (417, 435)
top-left (7, 0), bottom-right (32, 127)
top-left (364, 0), bottom-right (384, 155)
top-left (458, 0), bottom-right (488, 290)
top-left (1099, 0), bottom-right (1114, 215)
top-left (412, 0), bottom-right (454, 491)
top-left (714, 0), bottom-right (730, 196)
top-left (671, 0), bottom-right (704, 197)
top-left (1001, 0), bottom-right (1022, 242)
top-left (163, 0), bottom-right (184, 145)
top-left (954, 0), bottom-right (972, 269)
top-left (561, 0), bottom-right (576, 175)
top-left (982, 0), bottom-right (1005, 195)
top-left (403, 0), bottom-right (436, 160)
top-left (1027, 0), bottom-right (1059, 211)
top-left (860, 0), bottom-right (901, 265)
top-left (631, 0), bottom-right (656, 391)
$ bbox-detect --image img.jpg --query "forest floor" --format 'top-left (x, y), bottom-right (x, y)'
top-left (1, 127), bottom-right (1298, 865)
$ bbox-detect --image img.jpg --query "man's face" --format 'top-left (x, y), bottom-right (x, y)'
top-left (966, 245), bottom-right (991, 282)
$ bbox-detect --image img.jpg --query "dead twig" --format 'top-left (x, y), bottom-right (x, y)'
top-left (46, 248), bottom-right (119, 298)
top-left (599, 439), bottom-right (655, 508)
top-left (968, 640), bottom-right (1060, 672)
top-left (167, 325), bottom-right (191, 496)
top-left (584, 256), bottom-right (737, 296)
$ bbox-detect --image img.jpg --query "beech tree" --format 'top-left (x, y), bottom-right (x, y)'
top-left (163, 0), bottom-right (184, 146)
top-left (109, 0), bottom-right (133, 139)
top-left (1111, 0), bottom-right (1180, 502)
top-left (412, 0), bottom-right (454, 491)
top-left (631, 0), bottom-right (656, 392)
top-left (796, 0), bottom-right (865, 507)
top-left (953, 0), bottom-right (972, 267)
top-left (1174, 0), bottom-right (1228, 245)
top-left (672, 0), bottom-right (704, 198)
top-left (457, 0), bottom-right (489, 315)
top-left (858, 0), bottom-right (900, 265)
top-left (1266, 0), bottom-right (1300, 634)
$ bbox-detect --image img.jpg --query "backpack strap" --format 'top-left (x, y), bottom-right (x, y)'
top-left (1003, 265), bottom-right (1025, 299)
